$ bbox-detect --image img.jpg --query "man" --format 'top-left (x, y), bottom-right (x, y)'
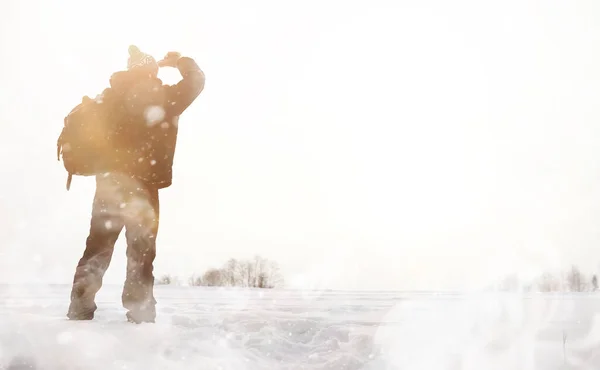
top-left (67, 46), bottom-right (205, 323)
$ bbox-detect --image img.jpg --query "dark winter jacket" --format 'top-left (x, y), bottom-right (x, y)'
top-left (103, 56), bottom-right (205, 189)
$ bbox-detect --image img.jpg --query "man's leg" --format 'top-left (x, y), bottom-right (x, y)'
top-left (67, 175), bottom-right (125, 320)
top-left (122, 183), bottom-right (160, 323)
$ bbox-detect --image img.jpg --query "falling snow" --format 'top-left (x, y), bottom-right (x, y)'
top-left (144, 106), bottom-right (165, 127)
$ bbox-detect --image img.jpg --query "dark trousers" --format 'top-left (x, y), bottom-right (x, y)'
top-left (67, 173), bottom-right (160, 322)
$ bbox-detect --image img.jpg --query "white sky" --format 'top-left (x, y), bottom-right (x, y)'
top-left (1, 0), bottom-right (600, 291)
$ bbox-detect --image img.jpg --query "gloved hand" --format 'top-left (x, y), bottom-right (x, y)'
top-left (158, 51), bottom-right (182, 68)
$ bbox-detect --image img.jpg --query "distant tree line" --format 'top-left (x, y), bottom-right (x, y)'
top-left (155, 255), bottom-right (284, 289)
top-left (155, 274), bottom-right (180, 286)
top-left (494, 265), bottom-right (599, 292)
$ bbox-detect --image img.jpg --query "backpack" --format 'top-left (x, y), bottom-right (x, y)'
top-left (57, 92), bottom-right (117, 190)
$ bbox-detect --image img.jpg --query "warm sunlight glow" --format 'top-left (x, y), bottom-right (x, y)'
top-left (2, 0), bottom-right (600, 293)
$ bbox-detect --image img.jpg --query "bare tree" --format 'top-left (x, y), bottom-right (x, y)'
top-left (593, 275), bottom-right (598, 292)
top-left (247, 258), bottom-right (258, 287)
top-left (188, 274), bottom-right (203, 287)
top-left (263, 259), bottom-right (284, 288)
top-left (221, 258), bottom-right (243, 287)
top-left (190, 256), bottom-right (284, 288)
top-left (538, 272), bottom-right (560, 292)
top-left (242, 255), bottom-right (283, 288)
top-left (567, 265), bottom-right (586, 292)
top-left (257, 272), bottom-right (267, 288)
top-left (202, 268), bottom-right (224, 287)
top-left (238, 260), bottom-right (250, 288)
top-left (156, 274), bottom-right (178, 285)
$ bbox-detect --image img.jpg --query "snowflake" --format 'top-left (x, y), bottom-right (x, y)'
top-left (144, 105), bottom-right (165, 127)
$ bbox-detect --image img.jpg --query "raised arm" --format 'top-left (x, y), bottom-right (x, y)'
top-left (160, 52), bottom-right (205, 117)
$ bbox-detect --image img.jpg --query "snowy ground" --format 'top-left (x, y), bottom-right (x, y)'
top-left (1, 285), bottom-right (600, 369)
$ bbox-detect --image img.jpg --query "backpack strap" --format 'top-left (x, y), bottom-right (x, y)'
top-left (66, 172), bottom-right (73, 191)
top-left (57, 136), bottom-right (62, 161)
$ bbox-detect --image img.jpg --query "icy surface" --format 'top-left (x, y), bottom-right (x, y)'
top-left (1, 286), bottom-right (600, 369)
